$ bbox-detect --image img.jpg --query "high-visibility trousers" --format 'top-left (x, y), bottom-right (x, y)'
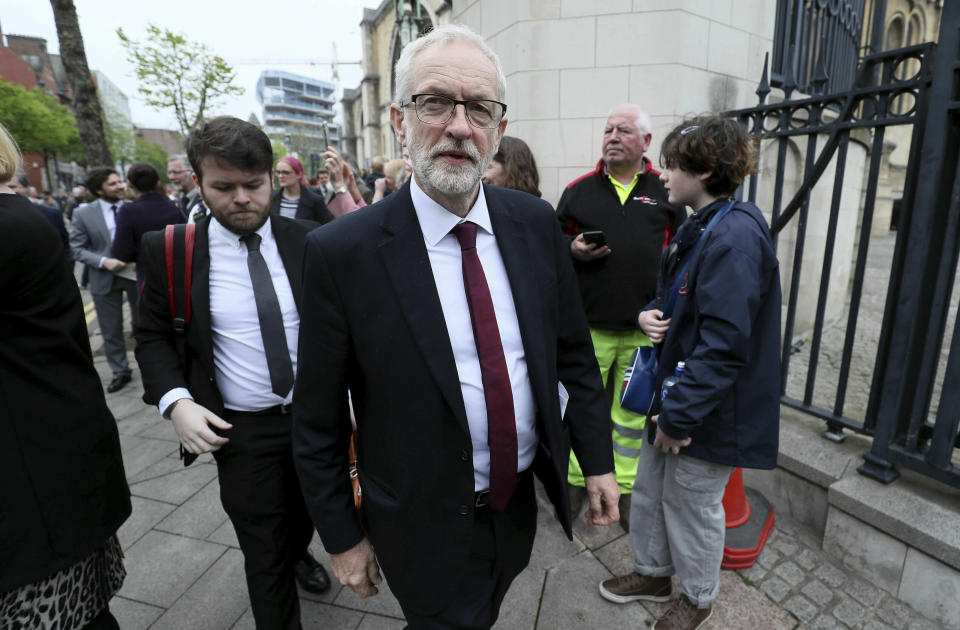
top-left (568, 328), bottom-right (652, 491)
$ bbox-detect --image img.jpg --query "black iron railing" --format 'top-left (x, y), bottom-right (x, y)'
top-left (772, 0), bottom-right (872, 95)
top-left (726, 8), bottom-right (960, 487)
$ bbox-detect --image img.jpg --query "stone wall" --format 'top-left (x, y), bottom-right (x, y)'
top-left (451, 0), bottom-right (776, 205)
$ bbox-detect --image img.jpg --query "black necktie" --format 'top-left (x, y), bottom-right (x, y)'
top-left (240, 233), bottom-right (295, 398)
top-left (110, 204), bottom-right (117, 221)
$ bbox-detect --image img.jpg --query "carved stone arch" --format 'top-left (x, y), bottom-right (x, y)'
top-left (885, 12), bottom-right (906, 50)
top-left (906, 9), bottom-right (926, 45)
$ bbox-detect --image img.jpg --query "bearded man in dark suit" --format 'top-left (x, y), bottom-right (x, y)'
top-left (134, 117), bottom-right (330, 630)
top-left (292, 24), bottom-right (621, 630)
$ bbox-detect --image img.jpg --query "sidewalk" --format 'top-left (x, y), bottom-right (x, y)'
top-left (92, 341), bottom-right (940, 629)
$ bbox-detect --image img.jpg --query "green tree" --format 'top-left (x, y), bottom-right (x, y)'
top-left (0, 82), bottom-right (80, 156)
top-left (117, 24), bottom-right (244, 135)
top-left (50, 0), bottom-right (113, 166)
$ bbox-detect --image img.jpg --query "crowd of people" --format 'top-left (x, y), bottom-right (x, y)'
top-left (0, 22), bottom-right (781, 630)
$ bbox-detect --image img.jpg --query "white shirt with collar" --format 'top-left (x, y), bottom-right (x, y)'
top-left (97, 198), bottom-right (122, 267)
top-left (158, 216), bottom-right (300, 415)
top-left (410, 175), bottom-right (537, 491)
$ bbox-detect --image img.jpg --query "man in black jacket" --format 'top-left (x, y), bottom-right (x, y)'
top-left (134, 117), bottom-right (330, 630)
top-left (556, 105), bottom-right (685, 513)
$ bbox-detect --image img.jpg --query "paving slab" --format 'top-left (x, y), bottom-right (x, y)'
top-left (127, 454), bottom-right (187, 485)
top-left (119, 435), bottom-right (181, 480)
top-left (537, 551), bottom-right (653, 629)
top-left (150, 549), bottom-right (249, 630)
top-left (492, 565), bottom-right (545, 630)
top-left (117, 495), bottom-right (177, 551)
top-left (301, 599), bottom-right (367, 628)
top-left (207, 518), bottom-right (241, 548)
top-left (527, 501), bottom-right (586, 570)
top-left (128, 460), bottom-right (219, 504)
top-left (357, 613), bottom-right (407, 629)
top-left (109, 392), bottom-right (152, 422)
top-left (116, 406), bottom-right (165, 437)
top-left (109, 596), bottom-right (164, 630)
top-left (136, 417), bottom-right (181, 442)
top-left (155, 477), bottom-right (230, 540)
top-left (119, 530), bottom-right (227, 607)
top-left (593, 532), bottom-right (634, 576)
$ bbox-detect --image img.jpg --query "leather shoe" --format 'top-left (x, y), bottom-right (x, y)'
top-left (106, 373), bottom-right (132, 393)
top-left (294, 553), bottom-right (331, 594)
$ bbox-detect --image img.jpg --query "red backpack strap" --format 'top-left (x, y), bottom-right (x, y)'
top-left (164, 225), bottom-right (177, 321)
top-left (164, 223), bottom-right (196, 333)
top-left (183, 223), bottom-right (195, 325)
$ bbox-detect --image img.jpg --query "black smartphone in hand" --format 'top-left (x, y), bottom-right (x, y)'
top-left (581, 230), bottom-right (606, 247)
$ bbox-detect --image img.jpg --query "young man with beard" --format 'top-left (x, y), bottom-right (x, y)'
top-left (292, 24), bottom-right (621, 629)
top-left (134, 117), bottom-right (331, 630)
top-left (70, 167), bottom-right (137, 393)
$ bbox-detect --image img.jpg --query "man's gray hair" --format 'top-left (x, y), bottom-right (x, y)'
top-left (393, 24), bottom-right (507, 104)
top-left (168, 154), bottom-right (193, 172)
top-left (15, 170), bottom-right (30, 187)
top-left (611, 105), bottom-right (652, 136)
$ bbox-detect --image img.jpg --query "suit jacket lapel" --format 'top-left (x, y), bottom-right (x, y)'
top-left (191, 219), bottom-right (215, 376)
top-left (272, 217), bottom-right (305, 313)
top-left (377, 187), bottom-right (470, 436)
top-left (486, 187), bottom-right (550, 418)
top-left (85, 202), bottom-right (110, 248)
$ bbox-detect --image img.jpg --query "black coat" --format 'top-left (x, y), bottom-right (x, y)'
top-left (270, 186), bottom-right (334, 224)
top-left (112, 191), bottom-right (185, 289)
top-left (645, 199), bottom-right (781, 469)
top-left (291, 182), bottom-right (614, 614)
top-left (134, 216), bottom-right (314, 415)
top-left (0, 193), bottom-right (131, 592)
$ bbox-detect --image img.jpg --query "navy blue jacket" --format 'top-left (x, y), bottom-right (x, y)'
top-left (644, 199), bottom-right (781, 469)
top-left (34, 203), bottom-right (71, 263)
top-left (111, 191), bottom-right (185, 290)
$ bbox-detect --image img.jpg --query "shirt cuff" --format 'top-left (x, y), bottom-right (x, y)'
top-left (98, 256), bottom-right (106, 268)
top-left (159, 388), bottom-right (194, 419)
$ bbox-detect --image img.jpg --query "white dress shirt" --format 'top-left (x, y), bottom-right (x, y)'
top-left (410, 176), bottom-right (537, 491)
top-left (158, 216), bottom-right (300, 415)
top-left (97, 198), bottom-right (122, 267)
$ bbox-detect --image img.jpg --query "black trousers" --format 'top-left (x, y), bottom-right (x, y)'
top-left (214, 410), bottom-right (314, 630)
top-left (399, 471), bottom-right (538, 630)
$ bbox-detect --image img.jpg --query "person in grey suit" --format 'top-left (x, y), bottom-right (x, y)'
top-left (70, 167), bottom-right (137, 393)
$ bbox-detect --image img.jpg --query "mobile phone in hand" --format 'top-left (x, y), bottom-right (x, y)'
top-left (581, 230), bottom-right (606, 247)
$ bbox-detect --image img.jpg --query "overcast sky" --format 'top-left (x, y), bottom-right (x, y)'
top-left (1, 0), bottom-right (380, 130)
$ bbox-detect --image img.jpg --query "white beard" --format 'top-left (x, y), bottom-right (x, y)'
top-left (406, 126), bottom-right (495, 197)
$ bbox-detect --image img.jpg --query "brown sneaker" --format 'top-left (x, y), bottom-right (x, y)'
top-left (598, 572), bottom-right (672, 603)
top-left (651, 594), bottom-right (712, 630)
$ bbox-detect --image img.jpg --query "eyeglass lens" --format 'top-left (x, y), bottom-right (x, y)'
top-left (415, 95), bottom-right (502, 128)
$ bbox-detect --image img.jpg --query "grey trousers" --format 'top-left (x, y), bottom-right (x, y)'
top-left (629, 442), bottom-right (733, 608)
top-left (92, 277), bottom-right (137, 377)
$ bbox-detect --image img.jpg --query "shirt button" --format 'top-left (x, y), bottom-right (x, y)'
top-left (460, 449), bottom-right (469, 462)
top-left (458, 504), bottom-right (470, 516)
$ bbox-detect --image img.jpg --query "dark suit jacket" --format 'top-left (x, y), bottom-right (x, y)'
top-left (0, 193), bottom-right (130, 592)
top-left (112, 192), bottom-right (185, 289)
top-left (134, 216), bottom-right (314, 415)
top-left (292, 182), bottom-right (614, 614)
top-left (33, 203), bottom-right (71, 263)
top-left (270, 186), bottom-right (335, 224)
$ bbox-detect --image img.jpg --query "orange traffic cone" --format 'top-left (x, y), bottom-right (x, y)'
top-left (721, 468), bottom-right (774, 569)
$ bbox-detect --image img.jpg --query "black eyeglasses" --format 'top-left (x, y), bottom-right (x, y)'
top-left (400, 93), bottom-right (507, 129)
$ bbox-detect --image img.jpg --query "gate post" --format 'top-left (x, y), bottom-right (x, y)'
top-left (859, 2), bottom-right (960, 484)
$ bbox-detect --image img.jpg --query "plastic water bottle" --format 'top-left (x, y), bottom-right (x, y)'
top-left (660, 361), bottom-right (686, 404)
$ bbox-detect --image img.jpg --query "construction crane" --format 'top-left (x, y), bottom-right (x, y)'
top-left (231, 45), bottom-right (361, 81)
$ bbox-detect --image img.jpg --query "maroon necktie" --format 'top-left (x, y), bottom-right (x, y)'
top-left (451, 221), bottom-right (518, 511)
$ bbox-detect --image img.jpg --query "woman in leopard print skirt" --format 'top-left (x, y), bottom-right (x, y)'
top-left (0, 124), bottom-right (132, 629)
